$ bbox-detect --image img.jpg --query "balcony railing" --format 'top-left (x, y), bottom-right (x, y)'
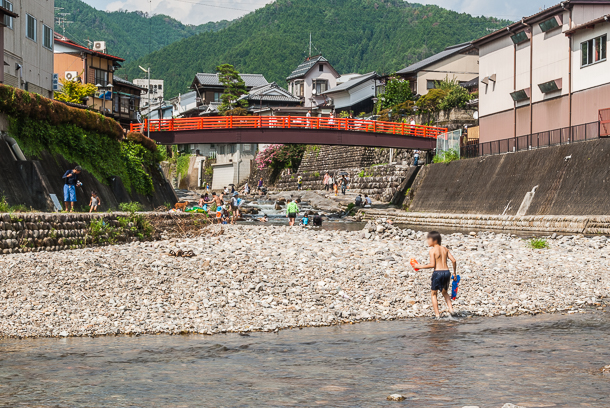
top-left (461, 121), bottom-right (601, 158)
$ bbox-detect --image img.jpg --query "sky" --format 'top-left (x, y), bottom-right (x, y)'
top-left (85, 0), bottom-right (558, 25)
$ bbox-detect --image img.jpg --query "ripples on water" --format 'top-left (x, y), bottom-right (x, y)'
top-left (0, 313), bottom-right (609, 407)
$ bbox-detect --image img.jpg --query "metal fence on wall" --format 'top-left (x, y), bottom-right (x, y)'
top-left (461, 121), bottom-right (601, 158)
top-left (437, 129), bottom-right (462, 156)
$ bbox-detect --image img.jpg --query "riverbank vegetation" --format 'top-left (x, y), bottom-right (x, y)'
top-left (0, 85), bottom-right (161, 195)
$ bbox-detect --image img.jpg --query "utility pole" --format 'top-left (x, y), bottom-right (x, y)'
top-left (54, 8), bottom-right (72, 39)
top-left (139, 66), bottom-right (151, 139)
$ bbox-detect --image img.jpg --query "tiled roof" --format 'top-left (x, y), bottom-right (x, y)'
top-left (396, 43), bottom-right (472, 75)
top-left (238, 82), bottom-right (301, 103)
top-left (322, 72), bottom-right (377, 94)
top-left (113, 76), bottom-right (146, 91)
top-left (53, 34), bottom-right (125, 62)
top-left (286, 56), bottom-right (328, 80)
top-left (194, 73), bottom-right (268, 88)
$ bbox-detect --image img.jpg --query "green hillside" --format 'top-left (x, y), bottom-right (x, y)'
top-left (121, 0), bottom-right (510, 98)
top-left (54, 0), bottom-right (232, 63)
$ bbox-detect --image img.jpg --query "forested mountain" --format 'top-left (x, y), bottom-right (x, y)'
top-left (54, 0), bottom-right (232, 63)
top-left (121, 0), bottom-right (510, 99)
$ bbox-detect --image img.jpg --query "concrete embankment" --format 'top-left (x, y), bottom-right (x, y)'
top-left (407, 138), bottom-right (610, 216)
top-left (358, 211), bottom-right (610, 235)
top-left (0, 135), bottom-right (177, 211)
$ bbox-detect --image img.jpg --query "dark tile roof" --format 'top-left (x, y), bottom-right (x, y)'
top-left (194, 73), bottom-right (268, 88)
top-left (239, 82), bottom-right (301, 103)
top-left (396, 43), bottom-right (472, 75)
top-left (460, 76), bottom-right (479, 88)
top-left (322, 72), bottom-right (378, 94)
top-left (286, 56), bottom-right (335, 81)
top-left (113, 76), bottom-right (146, 91)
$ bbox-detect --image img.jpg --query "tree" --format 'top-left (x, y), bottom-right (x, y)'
top-left (216, 63), bottom-right (248, 114)
top-left (54, 77), bottom-right (97, 104)
top-left (377, 76), bottom-right (413, 113)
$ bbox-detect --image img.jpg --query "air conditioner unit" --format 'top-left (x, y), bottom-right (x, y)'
top-left (64, 71), bottom-right (78, 81)
top-left (93, 41), bottom-right (107, 53)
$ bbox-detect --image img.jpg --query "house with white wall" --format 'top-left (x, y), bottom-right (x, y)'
top-left (321, 72), bottom-right (378, 115)
top-left (395, 43), bottom-right (479, 96)
top-left (474, 0), bottom-right (610, 143)
top-left (286, 55), bottom-right (340, 109)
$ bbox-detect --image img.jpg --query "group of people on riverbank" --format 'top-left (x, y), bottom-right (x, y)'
top-left (322, 172), bottom-right (350, 196)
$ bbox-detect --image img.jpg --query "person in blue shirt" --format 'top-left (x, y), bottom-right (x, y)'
top-left (300, 214), bottom-right (309, 226)
top-left (62, 166), bottom-right (82, 212)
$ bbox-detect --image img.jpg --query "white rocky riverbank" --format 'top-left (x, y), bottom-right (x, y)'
top-left (0, 223), bottom-right (608, 338)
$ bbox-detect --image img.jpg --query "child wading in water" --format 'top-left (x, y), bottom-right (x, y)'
top-left (411, 231), bottom-right (457, 319)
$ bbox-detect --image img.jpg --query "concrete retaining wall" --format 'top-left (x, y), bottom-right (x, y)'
top-left (0, 212), bottom-right (207, 254)
top-left (408, 138), bottom-right (610, 216)
top-left (358, 210), bottom-right (610, 235)
top-left (0, 135), bottom-right (177, 211)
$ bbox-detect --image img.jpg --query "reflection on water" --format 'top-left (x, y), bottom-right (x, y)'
top-left (1, 313), bottom-right (609, 407)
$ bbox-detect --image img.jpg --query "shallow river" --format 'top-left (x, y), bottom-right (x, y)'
top-left (1, 313), bottom-right (609, 407)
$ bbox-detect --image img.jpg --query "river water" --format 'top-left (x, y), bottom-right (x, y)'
top-left (1, 313), bottom-right (608, 407)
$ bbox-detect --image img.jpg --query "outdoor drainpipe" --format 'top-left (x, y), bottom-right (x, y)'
top-left (561, 3), bottom-right (573, 129)
top-left (513, 29), bottom-right (517, 140)
top-left (5, 137), bottom-right (27, 161)
top-left (524, 19), bottom-right (534, 138)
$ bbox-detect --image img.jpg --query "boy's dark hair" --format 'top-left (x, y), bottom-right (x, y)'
top-left (212, 192), bottom-right (216, 196)
top-left (427, 231), bottom-right (442, 245)
top-left (91, 191), bottom-right (97, 195)
top-left (287, 199), bottom-right (292, 203)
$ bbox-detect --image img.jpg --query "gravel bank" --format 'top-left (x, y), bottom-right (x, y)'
top-left (0, 224), bottom-right (608, 338)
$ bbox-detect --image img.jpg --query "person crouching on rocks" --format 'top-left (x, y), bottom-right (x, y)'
top-left (411, 231), bottom-right (457, 319)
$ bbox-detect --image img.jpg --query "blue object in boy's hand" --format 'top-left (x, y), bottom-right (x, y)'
top-left (451, 275), bottom-right (461, 300)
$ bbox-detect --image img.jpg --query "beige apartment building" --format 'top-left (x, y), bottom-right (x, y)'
top-left (475, 0), bottom-right (610, 143)
top-left (1, 0), bottom-right (54, 97)
top-left (395, 42), bottom-right (479, 96)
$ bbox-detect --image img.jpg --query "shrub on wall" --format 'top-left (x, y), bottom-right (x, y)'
top-left (1, 85), bottom-right (160, 196)
top-left (0, 85), bottom-right (123, 139)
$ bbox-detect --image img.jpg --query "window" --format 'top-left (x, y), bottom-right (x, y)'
top-left (219, 145), bottom-right (225, 155)
top-left (229, 145), bottom-right (236, 154)
top-left (510, 30), bottom-right (529, 45)
top-left (539, 15), bottom-right (561, 33)
top-left (510, 88), bottom-right (530, 102)
top-left (243, 144), bottom-right (251, 152)
top-left (581, 35), bottom-right (607, 67)
top-left (26, 14), bottom-right (37, 42)
top-left (158, 84), bottom-right (162, 90)
top-left (94, 69), bottom-right (109, 87)
top-left (313, 79), bottom-right (328, 94)
top-left (213, 92), bottom-right (222, 102)
top-left (427, 80), bottom-right (436, 90)
top-left (538, 79), bottom-right (562, 94)
top-left (129, 98), bottom-right (135, 111)
top-left (293, 80), bottom-right (304, 97)
top-left (2, 0), bottom-right (13, 29)
top-left (319, 64), bottom-right (324, 72)
top-left (120, 97), bottom-right (129, 114)
top-left (42, 25), bottom-right (53, 50)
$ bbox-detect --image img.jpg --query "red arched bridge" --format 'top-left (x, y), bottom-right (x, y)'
top-left (129, 116), bottom-right (447, 149)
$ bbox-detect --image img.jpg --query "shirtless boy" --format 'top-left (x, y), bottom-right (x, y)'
top-left (411, 231), bottom-right (457, 319)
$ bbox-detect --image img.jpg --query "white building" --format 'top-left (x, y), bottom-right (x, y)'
top-left (321, 72), bottom-right (379, 115)
top-left (1, 0), bottom-right (54, 97)
top-left (286, 55), bottom-right (340, 109)
top-left (134, 78), bottom-right (164, 108)
top-left (474, 0), bottom-right (610, 143)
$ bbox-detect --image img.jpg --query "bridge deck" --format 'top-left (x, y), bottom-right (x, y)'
top-left (130, 116), bottom-right (447, 149)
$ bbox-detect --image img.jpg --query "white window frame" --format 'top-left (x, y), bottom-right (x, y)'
top-left (2, 0), bottom-right (13, 29)
top-left (26, 14), bottom-right (37, 42)
top-left (581, 34), bottom-right (607, 68)
top-left (42, 24), bottom-right (53, 50)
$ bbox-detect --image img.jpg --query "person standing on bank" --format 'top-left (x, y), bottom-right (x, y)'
top-left (62, 166), bottom-right (82, 212)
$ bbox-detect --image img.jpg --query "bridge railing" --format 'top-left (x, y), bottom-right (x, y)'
top-left (130, 116), bottom-right (447, 139)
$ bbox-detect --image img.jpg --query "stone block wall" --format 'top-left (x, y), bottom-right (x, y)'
top-left (275, 164), bottom-right (419, 202)
top-left (0, 212), bottom-right (207, 254)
